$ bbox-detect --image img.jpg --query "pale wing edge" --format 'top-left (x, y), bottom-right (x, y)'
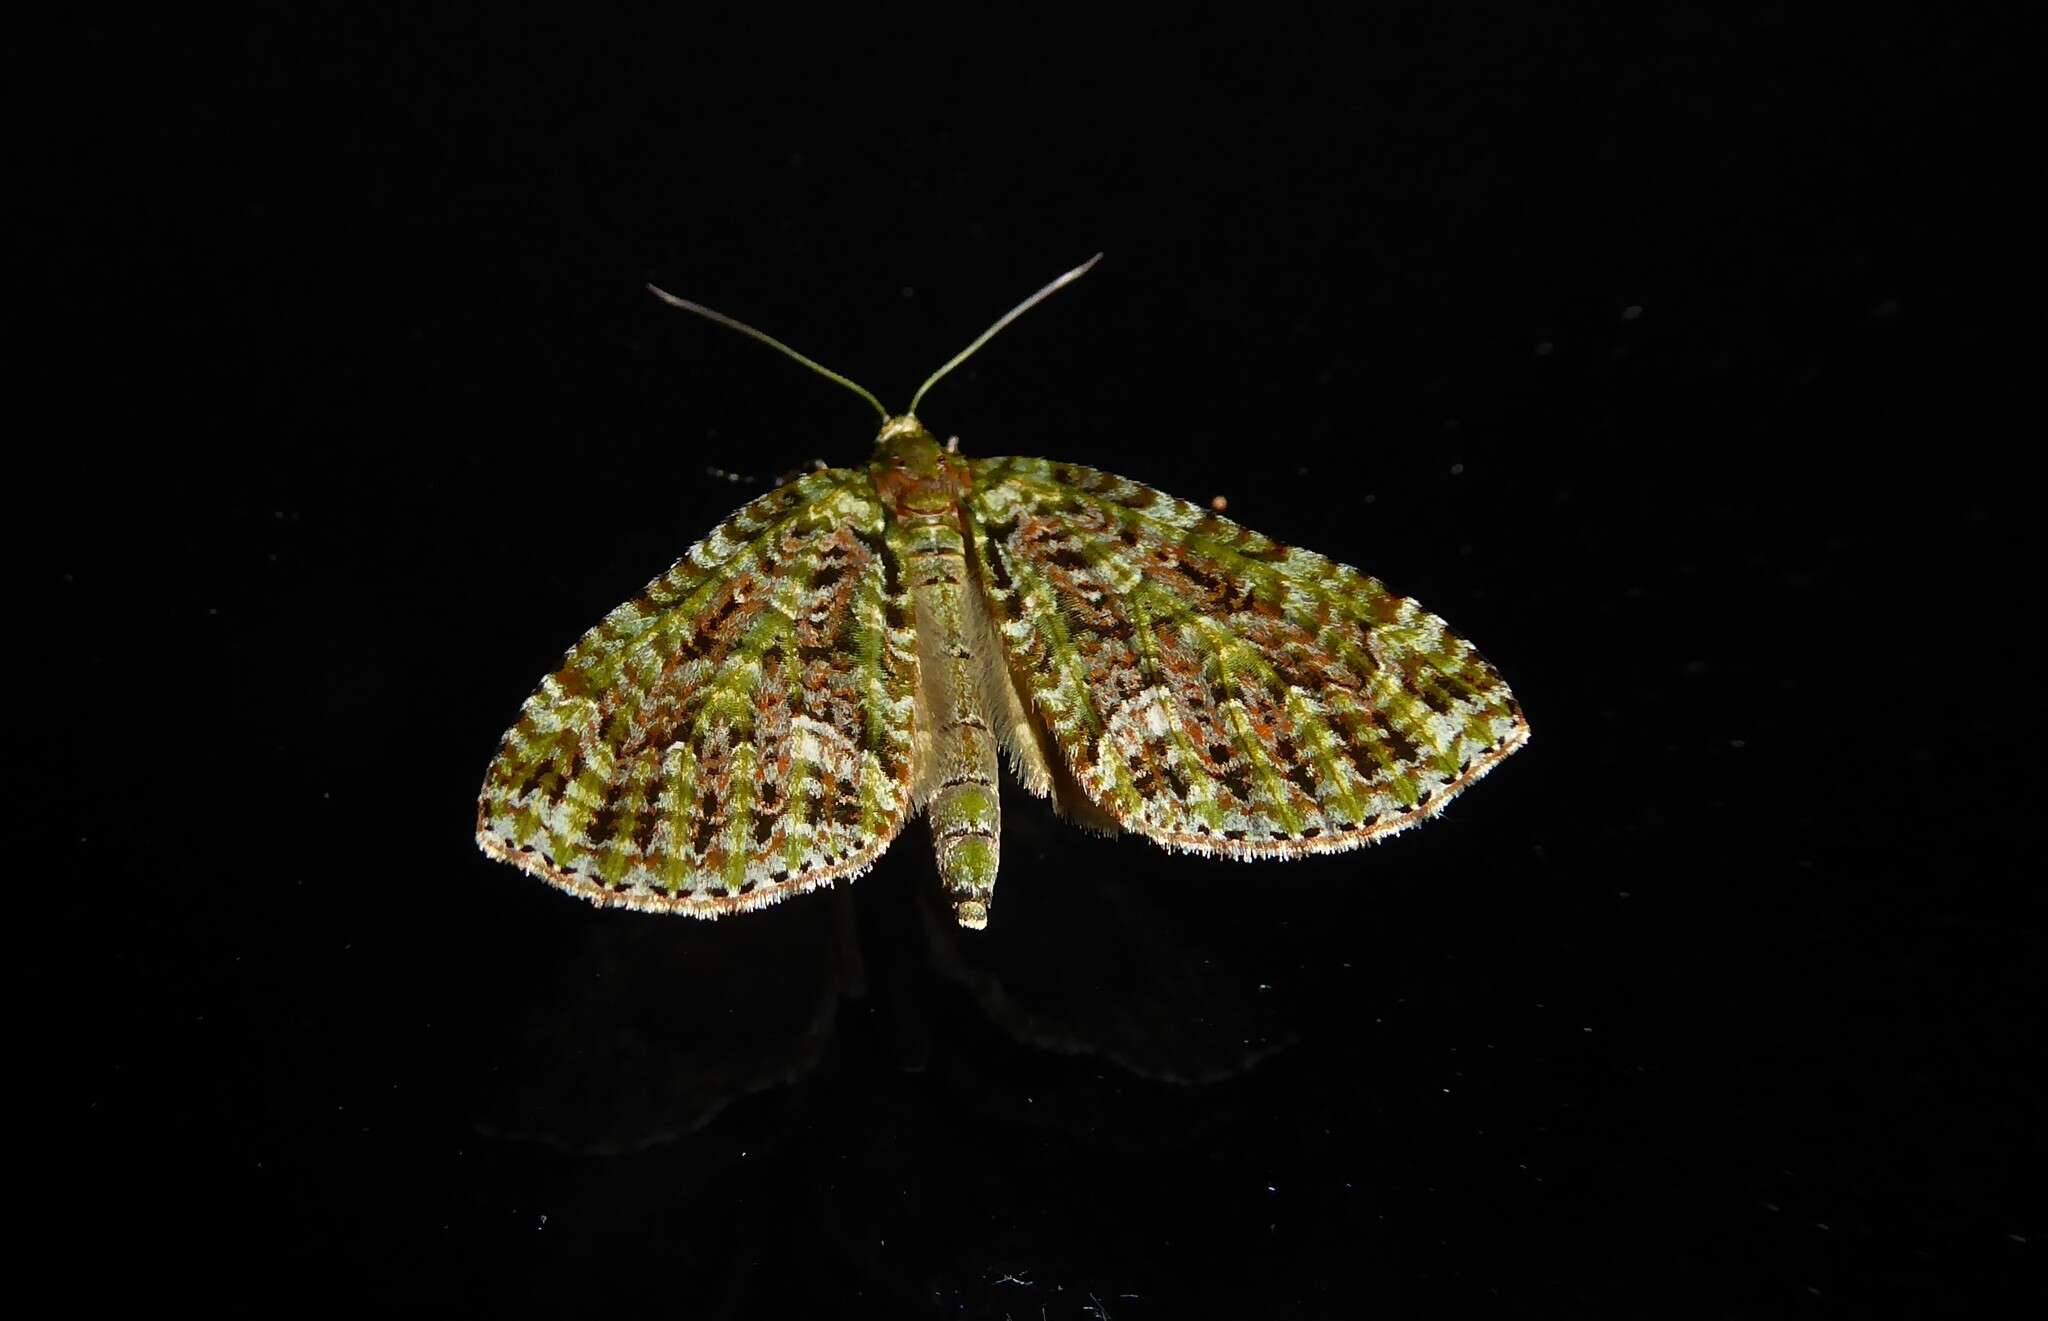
top-left (475, 812), bottom-right (907, 917)
top-left (1113, 714), bottom-right (1528, 860)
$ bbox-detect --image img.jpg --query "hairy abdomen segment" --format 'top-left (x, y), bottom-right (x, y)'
top-left (898, 512), bottom-right (1002, 927)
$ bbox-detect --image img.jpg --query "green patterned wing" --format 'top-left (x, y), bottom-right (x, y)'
top-left (965, 457), bottom-right (1527, 857)
top-left (476, 468), bottom-right (919, 914)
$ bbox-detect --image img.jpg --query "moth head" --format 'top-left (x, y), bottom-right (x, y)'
top-left (873, 414), bottom-right (945, 475)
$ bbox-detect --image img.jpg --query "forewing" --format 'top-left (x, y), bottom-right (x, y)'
top-left (477, 469), bottom-right (918, 914)
top-left (966, 458), bottom-right (1527, 857)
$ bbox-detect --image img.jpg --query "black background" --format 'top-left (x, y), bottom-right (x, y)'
top-left (38, 5), bottom-right (2037, 1317)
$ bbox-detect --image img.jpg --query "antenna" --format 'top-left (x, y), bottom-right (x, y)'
top-left (648, 254), bottom-right (1105, 422)
top-left (646, 283), bottom-right (889, 422)
top-left (907, 253), bottom-right (1104, 417)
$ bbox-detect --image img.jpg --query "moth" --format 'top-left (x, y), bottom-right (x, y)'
top-left (476, 256), bottom-right (1528, 929)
